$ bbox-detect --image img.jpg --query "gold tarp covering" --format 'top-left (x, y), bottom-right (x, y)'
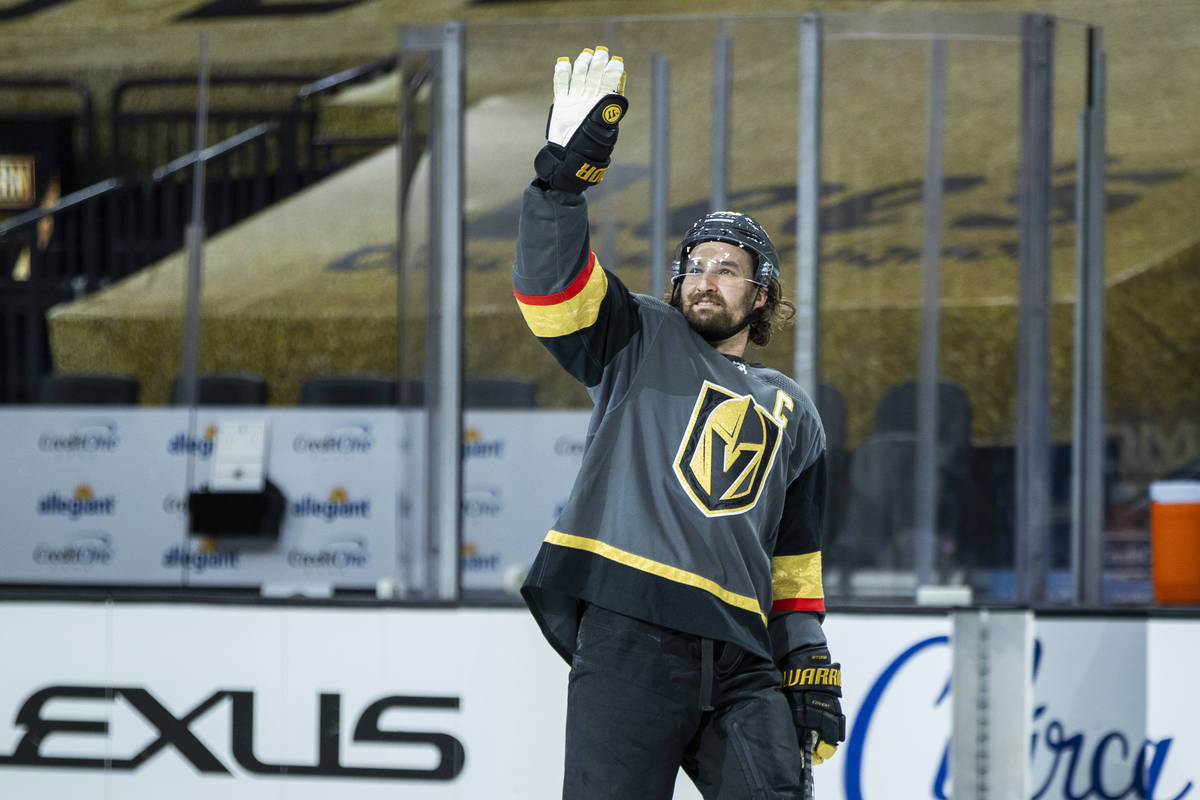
top-left (45, 19), bottom-right (1200, 450)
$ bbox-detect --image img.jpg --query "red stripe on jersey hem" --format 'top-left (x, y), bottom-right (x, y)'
top-left (513, 250), bottom-right (597, 306)
top-left (771, 598), bottom-right (826, 613)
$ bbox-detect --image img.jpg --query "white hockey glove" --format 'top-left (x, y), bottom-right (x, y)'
top-left (534, 45), bottom-right (628, 194)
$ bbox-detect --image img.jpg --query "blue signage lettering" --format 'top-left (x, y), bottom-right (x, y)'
top-left (167, 432), bottom-right (215, 458)
top-left (162, 546), bottom-right (241, 572)
top-left (844, 635), bottom-right (947, 800)
top-left (463, 440), bottom-right (503, 458)
top-left (291, 495), bottom-right (371, 523)
top-left (847, 636), bottom-right (1192, 800)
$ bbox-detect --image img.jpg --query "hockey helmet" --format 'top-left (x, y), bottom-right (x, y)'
top-left (671, 211), bottom-right (780, 287)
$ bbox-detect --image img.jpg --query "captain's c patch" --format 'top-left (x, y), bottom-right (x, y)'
top-left (673, 380), bottom-right (783, 517)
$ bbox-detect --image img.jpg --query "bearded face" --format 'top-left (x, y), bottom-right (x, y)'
top-left (676, 241), bottom-right (765, 343)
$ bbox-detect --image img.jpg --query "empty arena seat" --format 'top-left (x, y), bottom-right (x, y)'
top-left (170, 373), bottom-right (268, 406)
top-left (816, 382), bottom-right (849, 548)
top-left (300, 375), bottom-right (398, 407)
top-left (394, 376), bottom-right (539, 408)
top-left (39, 373), bottom-right (140, 405)
top-left (836, 379), bottom-right (975, 570)
top-left (872, 379), bottom-right (973, 461)
top-left (464, 376), bottom-right (538, 408)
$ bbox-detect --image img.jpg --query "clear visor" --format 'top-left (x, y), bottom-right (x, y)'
top-left (673, 246), bottom-right (765, 288)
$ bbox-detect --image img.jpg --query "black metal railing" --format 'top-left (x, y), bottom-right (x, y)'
top-left (110, 54), bottom-right (399, 184)
top-left (294, 54), bottom-right (399, 176)
top-left (0, 124), bottom-right (280, 403)
top-left (109, 73), bottom-right (318, 182)
top-left (0, 78), bottom-right (98, 183)
top-left (0, 54), bottom-right (401, 404)
top-left (0, 178), bottom-right (123, 403)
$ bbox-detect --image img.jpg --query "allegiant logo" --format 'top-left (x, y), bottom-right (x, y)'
top-left (167, 425), bottom-right (218, 458)
top-left (461, 543), bottom-right (500, 572)
top-left (462, 428), bottom-right (503, 458)
top-left (162, 545), bottom-right (241, 573)
top-left (36, 485), bottom-right (116, 519)
top-left (291, 488), bottom-right (371, 523)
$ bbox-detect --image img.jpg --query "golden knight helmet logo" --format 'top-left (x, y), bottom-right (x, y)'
top-left (673, 381), bottom-right (783, 516)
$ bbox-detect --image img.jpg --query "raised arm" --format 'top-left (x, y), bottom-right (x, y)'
top-left (512, 46), bottom-right (641, 387)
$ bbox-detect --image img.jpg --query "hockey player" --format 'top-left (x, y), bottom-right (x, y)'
top-left (514, 45), bottom-right (845, 799)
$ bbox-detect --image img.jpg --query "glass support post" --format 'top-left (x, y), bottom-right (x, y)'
top-left (915, 36), bottom-right (947, 589)
top-left (1072, 26), bottom-right (1107, 606)
top-left (710, 31), bottom-right (731, 213)
top-left (399, 21), bottom-right (465, 602)
top-left (1015, 13), bottom-right (1055, 605)
top-left (794, 13), bottom-right (822, 399)
top-left (650, 54), bottom-right (671, 300)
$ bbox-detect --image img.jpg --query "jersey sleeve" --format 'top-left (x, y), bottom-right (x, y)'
top-left (512, 184), bottom-right (641, 388)
top-left (767, 453), bottom-right (830, 661)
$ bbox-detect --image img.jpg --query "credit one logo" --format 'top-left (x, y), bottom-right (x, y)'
top-left (37, 420), bottom-right (119, 454)
top-left (463, 428), bottom-right (503, 458)
top-left (0, 687), bottom-right (464, 781)
top-left (167, 425), bottom-right (219, 458)
top-left (554, 436), bottom-right (585, 457)
top-left (32, 532), bottom-right (114, 567)
top-left (36, 485), bottom-right (116, 519)
top-left (291, 488), bottom-right (371, 523)
top-left (287, 536), bottom-right (369, 570)
top-left (293, 423), bottom-right (374, 456)
top-left (463, 486), bottom-right (502, 518)
top-left (843, 636), bottom-right (1194, 800)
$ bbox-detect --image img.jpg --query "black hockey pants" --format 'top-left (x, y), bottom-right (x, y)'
top-left (563, 604), bottom-right (806, 799)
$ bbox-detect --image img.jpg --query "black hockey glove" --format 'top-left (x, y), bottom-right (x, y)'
top-left (534, 45), bottom-right (628, 194)
top-left (780, 646), bottom-right (846, 765)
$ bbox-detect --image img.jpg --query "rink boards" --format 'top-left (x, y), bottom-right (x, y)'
top-left (0, 602), bottom-right (1195, 800)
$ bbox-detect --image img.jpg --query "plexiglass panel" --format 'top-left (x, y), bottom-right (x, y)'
top-left (2, 5), bottom-right (1196, 611)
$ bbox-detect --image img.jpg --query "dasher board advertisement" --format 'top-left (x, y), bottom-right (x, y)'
top-left (0, 604), bottom-right (1195, 799)
top-left (0, 408), bottom-right (590, 591)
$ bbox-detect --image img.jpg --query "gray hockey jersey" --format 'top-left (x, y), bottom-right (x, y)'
top-left (514, 185), bottom-right (829, 666)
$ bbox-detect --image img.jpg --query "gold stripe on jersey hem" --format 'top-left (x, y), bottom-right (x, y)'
top-left (544, 529), bottom-right (768, 625)
top-left (516, 260), bottom-right (609, 337)
top-left (770, 552), bottom-right (824, 601)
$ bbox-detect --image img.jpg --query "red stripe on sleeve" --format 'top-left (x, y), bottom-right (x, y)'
top-left (771, 597), bottom-right (826, 613)
top-left (513, 251), bottom-right (597, 306)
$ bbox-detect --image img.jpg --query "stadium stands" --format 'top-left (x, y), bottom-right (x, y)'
top-left (169, 373), bottom-right (268, 406)
top-left (38, 373), bottom-right (140, 405)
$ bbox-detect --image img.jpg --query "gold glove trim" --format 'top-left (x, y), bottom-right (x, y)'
top-left (813, 741), bottom-right (838, 765)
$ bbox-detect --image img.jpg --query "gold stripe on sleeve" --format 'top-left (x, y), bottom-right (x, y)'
top-left (770, 552), bottom-right (824, 601)
top-left (516, 262), bottom-right (609, 337)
